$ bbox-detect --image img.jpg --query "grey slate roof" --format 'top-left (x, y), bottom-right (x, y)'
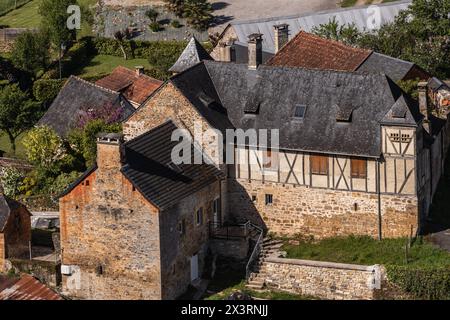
top-left (172, 61), bottom-right (422, 157)
top-left (356, 52), bottom-right (428, 82)
top-left (224, 0), bottom-right (411, 54)
top-left (121, 120), bottom-right (223, 209)
top-left (169, 37), bottom-right (213, 73)
top-left (0, 195), bottom-right (25, 232)
top-left (38, 76), bottom-right (135, 136)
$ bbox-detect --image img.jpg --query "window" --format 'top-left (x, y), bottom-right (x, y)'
top-left (310, 155), bottom-right (328, 175)
top-left (177, 219), bottom-right (186, 235)
top-left (351, 158), bottom-right (367, 179)
top-left (293, 105), bottom-right (306, 119)
top-left (251, 195), bottom-right (257, 202)
top-left (265, 194), bottom-right (273, 205)
top-left (85, 180), bottom-right (89, 186)
top-left (263, 149), bottom-right (278, 170)
top-left (213, 199), bottom-right (219, 214)
top-left (195, 208), bottom-right (204, 226)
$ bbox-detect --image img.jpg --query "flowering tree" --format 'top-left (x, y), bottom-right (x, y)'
top-left (76, 101), bottom-right (125, 129)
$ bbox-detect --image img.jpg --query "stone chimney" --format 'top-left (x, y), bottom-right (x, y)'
top-left (96, 133), bottom-right (125, 171)
top-left (135, 66), bottom-right (144, 76)
top-left (418, 81), bottom-right (431, 134)
top-left (274, 23), bottom-right (289, 53)
top-left (248, 33), bottom-right (263, 70)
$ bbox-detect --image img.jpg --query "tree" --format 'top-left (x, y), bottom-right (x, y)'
top-left (76, 101), bottom-right (126, 129)
top-left (165, 0), bottom-right (185, 17)
top-left (11, 30), bottom-right (51, 77)
top-left (183, 0), bottom-right (213, 31)
top-left (68, 119), bottom-right (122, 167)
top-left (39, 0), bottom-right (77, 48)
top-left (311, 17), bottom-right (361, 46)
top-left (146, 8), bottom-right (159, 23)
top-left (22, 126), bottom-right (65, 170)
top-left (0, 85), bottom-right (41, 154)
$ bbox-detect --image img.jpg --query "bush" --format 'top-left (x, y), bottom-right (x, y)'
top-left (149, 22), bottom-right (162, 32)
top-left (0, 167), bottom-right (25, 198)
top-left (387, 265), bottom-right (450, 300)
top-left (49, 171), bottom-right (82, 196)
top-left (171, 20), bottom-right (181, 28)
top-left (32, 78), bottom-right (66, 106)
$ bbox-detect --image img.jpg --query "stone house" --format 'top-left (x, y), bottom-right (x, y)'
top-left (123, 37), bottom-right (449, 239)
top-left (0, 195), bottom-right (32, 273)
top-left (59, 123), bottom-right (224, 299)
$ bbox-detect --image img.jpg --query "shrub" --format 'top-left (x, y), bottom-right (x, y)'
top-left (32, 78), bottom-right (66, 106)
top-left (171, 19), bottom-right (181, 28)
top-left (386, 265), bottom-right (450, 300)
top-left (0, 167), bottom-right (25, 198)
top-left (149, 22), bottom-right (162, 32)
top-left (145, 9), bottom-right (159, 23)
top-left (49, 171), bottom-right (82, 196)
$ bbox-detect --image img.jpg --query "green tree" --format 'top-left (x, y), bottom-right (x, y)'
top-left (165, 0), bottom-right (185, 17)
top-left (0, 85), bottom-right (41, 155)
top-left (11, 30), bottom-right (51, 77)
top-left (183, 0), bottom-right (213, 31)
top-left (22, 126), bottom-right (65, 170)
top-left (39, 0), bottom-right (77, 48)
top-left (67, 119), bottom-right (122, 168)
top-left (311, 17), bottom-right (361, 46)
top-left (146, 8), bottom-right (159, 23)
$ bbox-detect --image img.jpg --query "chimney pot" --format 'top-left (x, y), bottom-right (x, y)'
top-left (274, 23), bottom-right (289, 53)
top-left (135, 66), bottom-right (144, 76)
top-left (248, 33), bottom-right (263, 70)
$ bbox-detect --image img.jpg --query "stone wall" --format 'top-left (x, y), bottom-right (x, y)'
top-left (159, 182), bottom-right (221, 300)
top-left (7, 259), bottom-right (61, 288)
top-left (209, 238), bottom-right (249, 261)
top-left (60, 141), bottom-right (162, 300)
top-left (228, 179), bottom-right (418, 238)
top-left (263, 257), bottom-right (382, 300)
top-left (2, 205), bottom-right (32, 260)
top-left (0, 234), bottom-right (4, 273)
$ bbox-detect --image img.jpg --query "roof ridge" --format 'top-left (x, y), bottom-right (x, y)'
top-left (124, 119), bottom-right (177, 146)
top-left (69, 75), bottom-right (120, 95)
top-left (231, 0), bottom-right (411, 26)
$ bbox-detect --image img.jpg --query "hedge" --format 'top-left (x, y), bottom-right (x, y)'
top-left (33, 78), bottom-right (66, 105)
top-left (387, 265), bottom-right (450, 300)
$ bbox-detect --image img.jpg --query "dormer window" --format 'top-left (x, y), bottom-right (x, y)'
top-left (293, 105), bottom-right (306, 120)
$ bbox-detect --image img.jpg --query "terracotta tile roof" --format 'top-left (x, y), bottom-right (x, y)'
top-left (266, 31), bottom-right (372, 72)
top-left (96, 66), bottom-right (163, 105)
top-left (0, 275), bottom-right (63, 300)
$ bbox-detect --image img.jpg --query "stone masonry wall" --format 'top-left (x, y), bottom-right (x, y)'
top-left (60, 142), bottom-right (162, 300)
top-left (159, 182), bottom-right (221, 300)
top-left (0, 234), bottom-right (4, 273)
top-left (228, 179), bottom-right (418, 238)
top-left (2, 206), bottom-right (31, 259)
top-left (263, 258), bottom-right (382, 300)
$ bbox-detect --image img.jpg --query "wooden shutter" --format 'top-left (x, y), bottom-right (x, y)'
top-left (310, 155), bottom-right (328, 175)
top-left (351, 158), bottom-right (367, 178)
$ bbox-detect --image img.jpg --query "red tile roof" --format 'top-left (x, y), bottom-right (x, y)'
top-left (267, 31), bottom-right (372, 72)
top-left (96, 66), bottom-right (163, 105)
top-left (0, 274), bottom-right (63, 300)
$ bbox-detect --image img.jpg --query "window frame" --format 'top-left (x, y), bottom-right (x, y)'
top-left (195, 207), bottom-right (204, 226)
top-left (310, 154), bottom-right (329, 175)
top-left (351, 158), bottom-right (367, 179)
top-left (265, 194), bottom-right (273, 206)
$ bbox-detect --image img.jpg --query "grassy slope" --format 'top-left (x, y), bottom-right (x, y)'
top-left (0, 131), bottom-right (27, 159)
top-left (74, 54), bottom-right (152, 78)
top-left (283, 236), bottom-right (450, 267)
top-left (0, 0), bottom-right (42, 28)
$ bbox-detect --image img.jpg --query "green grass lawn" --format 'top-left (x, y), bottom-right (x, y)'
top-left (74, 54), bottom-right (152, 78)
top-left (282, 235), bottom-right (450, 268)
top-left (0, 131), bottom-right (27, 159)
top-left (0, 0), bottom-right (96, 33)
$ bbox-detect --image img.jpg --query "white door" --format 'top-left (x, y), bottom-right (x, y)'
top-left (190, 254), bottom-right (199, 282)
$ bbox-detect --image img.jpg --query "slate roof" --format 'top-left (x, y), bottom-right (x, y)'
top-left (356, 52), bottom-right (430, 81)
top-left (95, 66), bottom-right (163, 105)
top-left (121, 120), bottom-right (223, 209)
top-left (220, 0), bottom-right (411, 54)
top-left (0, 275), bottom-right (63, 300)
top-left (0, 194), bottom-right (28, 232)
top-left (266, 31), bottom-right (372, 71)
top-left (38, 76), bottom-right (135, 136)
top-left (171, 60), bottom-right (422, 157)
top-left (169, 37), bottom-right (213, 73)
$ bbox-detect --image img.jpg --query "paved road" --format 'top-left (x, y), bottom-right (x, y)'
top-left (210, 0), bottom-right (339, 33)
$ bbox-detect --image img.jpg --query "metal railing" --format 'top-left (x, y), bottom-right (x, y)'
top-left (245, 222), bottom-right (264, 280)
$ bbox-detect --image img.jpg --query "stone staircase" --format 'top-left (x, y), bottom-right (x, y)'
top-left (245, 237), bottom-right (283, 290)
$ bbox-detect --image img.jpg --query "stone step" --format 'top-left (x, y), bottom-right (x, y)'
top-left (245, 283), bottom-right (264, 290)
